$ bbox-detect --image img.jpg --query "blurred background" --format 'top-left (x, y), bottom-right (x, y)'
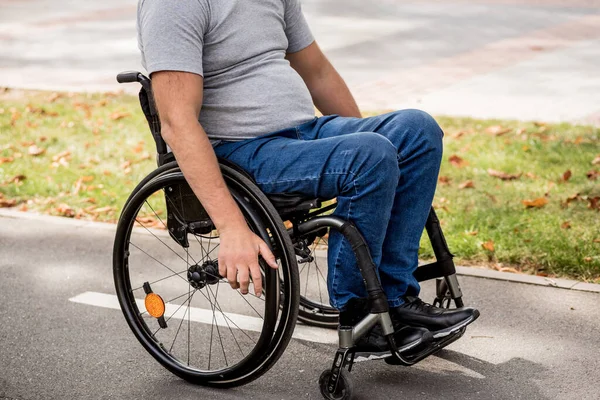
top-left (1, 2), bottom-right (600, 399)
top-left (1, 0), bottom-right (599, 124)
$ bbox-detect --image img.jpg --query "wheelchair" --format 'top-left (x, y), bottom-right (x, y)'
top-left (113, 71), bottom-right (470, 399)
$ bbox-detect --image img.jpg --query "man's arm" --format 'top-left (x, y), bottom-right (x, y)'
top-left (152, 71), bottom-right (278, 296)
top-left (286, 41), bottom-right (361, 118)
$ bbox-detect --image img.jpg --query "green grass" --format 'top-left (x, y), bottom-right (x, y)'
top-left (414, 116), bottom-right (600, 281)
top-left (1, 90), bottom-right (599, 281)
top-left (0, 89), bottom-right (155, 222)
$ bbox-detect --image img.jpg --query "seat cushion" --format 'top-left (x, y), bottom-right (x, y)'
top-left (267, 193), bottom-right (322, 213)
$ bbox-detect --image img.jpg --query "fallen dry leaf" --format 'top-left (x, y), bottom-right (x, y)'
top-left (56, 203), bottom-right (75, 218)
top-left (138, 152), bottom-right (152, 161)
top-left (110, 111), bottom-right (131, 121)
top-left (525, 172), bottom-right (538, 179)
top-left (583, 257), bottom-right (593, 263)
top-left (593, 238), bottom-right (600, 243)
top-left (565, 193), bottom-right (580, 205)
top-left (52, 150), bottom-right (71, 162)
top-left (120, 160), bottom-right (131, 169)
top-left (8, 174), bottom-right (26, 184)
top-left (586, 170), bottom-right (599, 181)
top-left (481, 240), bottom-right (495, 252)
top-left (136, 216), bottom-right (156, 225)
top-left (451, 131), bottom-right (467, 139)
top-left (499, 267), bottom-right (521, 274)
top-left (81, 176), bottom-right (94, 182)
top-left (133, 142), bottom-right (144, 153)
top-left (0, 157), bottom-right (14, 165)
top-left (562, 170), bottom-right (572, 182)
top-left (51, 157), bottom-right (69, 168)
top-left (485, 125), bottom-right (511, 136)
top-left (561, 221), bottom-right (571, 229)
top-left (24, 105), bottom-right (58, 117)
top-left (522, 197), bottom-right (549, 208)
top-left (90, 206), bottom-right (115, 214)
top-left (18, 203), bottom-right (28, 212)
top-left (10, 111), bottom-right (21, 126)
top-left (448, 155), bottom-right (468, 168)
top-left (0, 198), bottom-right (17, 207)
top-left (28, 144), bottom-right (46, 156)
top-left (73, 102), bottom-right (92, 119)
top-left (592, 155), bottom-right (600, 165)
top-left (459, 180), bottom-right (475, 189)
top-left (438, 176), bottom-right (452, 185)
top-left (488, 169), bottom-right (521, 181)
top-left (588, 196), bottom-right (600, 211)
top-left (47, 92), bottom-right (63, 103)
top-left (465, 230), bottom-right (478, 236)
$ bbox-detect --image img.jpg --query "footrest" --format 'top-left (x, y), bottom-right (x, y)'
top-left (385, 327), bottom-right (466, 366)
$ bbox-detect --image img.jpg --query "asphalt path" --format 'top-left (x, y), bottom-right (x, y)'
top-left (1, 213), bottom-right (600, 400)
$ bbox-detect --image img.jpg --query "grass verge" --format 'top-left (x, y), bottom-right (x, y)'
top-left (1, 89), bottom-right (599, 281)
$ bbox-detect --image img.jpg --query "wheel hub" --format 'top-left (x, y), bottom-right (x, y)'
top-left (187, 260), bottom-right (221, 289)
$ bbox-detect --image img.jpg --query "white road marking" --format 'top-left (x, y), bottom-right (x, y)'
top-left (69, 292), bottom-right (486, 379)
top-left (69, 291), bottom-right (337, 344)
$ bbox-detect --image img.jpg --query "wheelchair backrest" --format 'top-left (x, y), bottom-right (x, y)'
top-left (116, 71), bottom-right (171, 166)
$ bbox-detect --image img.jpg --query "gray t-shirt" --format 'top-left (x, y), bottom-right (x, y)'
top-left (137, 0), bottom-right (316, 141)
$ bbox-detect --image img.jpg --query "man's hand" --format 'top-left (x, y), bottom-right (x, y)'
top-left (151, 70), bottom-right (278, 297)
top-left (218, 224), bottom-right (279, 296)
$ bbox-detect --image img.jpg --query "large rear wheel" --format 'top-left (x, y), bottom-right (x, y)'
top-left (113, 166), bottom-right (299, 387)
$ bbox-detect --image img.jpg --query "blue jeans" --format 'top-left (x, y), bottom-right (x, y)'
top-left (213, 110), bottom-right (444, 309)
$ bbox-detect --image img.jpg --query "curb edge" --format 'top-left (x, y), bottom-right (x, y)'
top-left (1, 208), bottom-right (599, 294)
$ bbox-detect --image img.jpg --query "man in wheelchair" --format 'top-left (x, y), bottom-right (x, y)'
top-left (137, 0), bottom-right (478, 361)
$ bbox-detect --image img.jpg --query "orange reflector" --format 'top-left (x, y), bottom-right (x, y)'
top-left (145, 293), bottom-right (165, 318)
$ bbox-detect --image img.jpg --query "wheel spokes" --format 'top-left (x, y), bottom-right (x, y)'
top-left (123, 184), bottom-right (283, 374)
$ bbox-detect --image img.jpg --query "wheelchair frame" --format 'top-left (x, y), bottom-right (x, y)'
top-left (115, 71), bottom-right (469, 399)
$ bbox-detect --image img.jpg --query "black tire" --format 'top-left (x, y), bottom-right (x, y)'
top-left (113, 165), bottom-right (299, 387)
top-left (318, 369), bottom-right (354, 400)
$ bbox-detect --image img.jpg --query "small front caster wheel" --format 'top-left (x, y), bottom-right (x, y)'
top-left (319, 369), bottom-right (354, 400)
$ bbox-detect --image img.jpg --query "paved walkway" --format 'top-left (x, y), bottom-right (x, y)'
top-left (1, 1), bottom-right (599, 123)
top-left (1, 212), bottom-right (600, 399)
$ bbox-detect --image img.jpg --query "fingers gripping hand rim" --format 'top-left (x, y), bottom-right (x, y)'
top-left (218, 234), bottom-right (279, 297)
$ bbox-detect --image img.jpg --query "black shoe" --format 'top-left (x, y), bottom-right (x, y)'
top-left (391, 296), bottom-right (480, 339)
top-left (339, 298), bottom-right (432, 362)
